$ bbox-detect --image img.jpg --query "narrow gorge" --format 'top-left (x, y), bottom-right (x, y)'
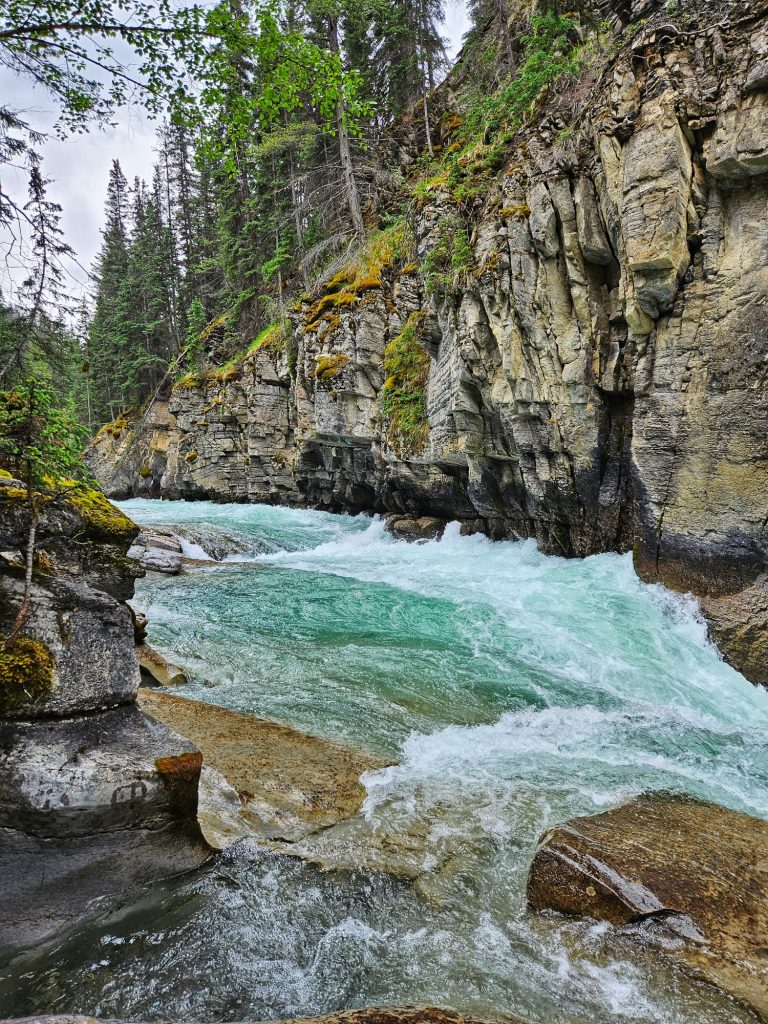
top-left (89, 0), bottom-right (768, 684)
top-left (3, 0), bottom-right (768, 1021)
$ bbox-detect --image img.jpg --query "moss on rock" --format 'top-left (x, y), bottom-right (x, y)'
top-left (0, 636), bottom-right (55, 715)
top-left (314, 354), bottom-right (350, 381)
top-left (64, 487), bottom-right (137, 541)
top-left (380, 312), bottom-right (431, 457)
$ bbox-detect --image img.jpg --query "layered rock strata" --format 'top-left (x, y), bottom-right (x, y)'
top-left (87, 0), bottom-right (768, 682)
top-left (527, 793), bottom-right (768, 1017)
top-left (0, 490), bottom-right (209, 962)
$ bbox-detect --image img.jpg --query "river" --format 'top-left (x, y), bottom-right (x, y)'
top-left (4, 498), bottom-right (768, 1023)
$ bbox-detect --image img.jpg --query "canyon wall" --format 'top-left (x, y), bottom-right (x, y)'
top-left (88, 0), bottom-right (768, 683)
top-left (0, 487), bottom-right (209, 961)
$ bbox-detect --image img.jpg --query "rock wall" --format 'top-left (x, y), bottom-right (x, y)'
top-left (0, 487), bottom-right (209, 962)
top-left (87, 0), bottom-right (768, 683)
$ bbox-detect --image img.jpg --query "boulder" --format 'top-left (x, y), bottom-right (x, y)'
top-left (527, 793), bottom-right (768, 1017)
top-left (127, 529), bottom-right (183, 575)
top-left (386, 515), bottom-right (446, 541)
top-left (138, 643), bottom-right (190, 687)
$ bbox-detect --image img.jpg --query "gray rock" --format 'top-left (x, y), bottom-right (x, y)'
top-left (0, 704), bottom-right (202, 838)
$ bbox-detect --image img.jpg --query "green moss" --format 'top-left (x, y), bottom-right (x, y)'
top-left (308, 289), bottom-right (358, 325)
top-left (246, 321), bottom-right (287, 356)
top-left (0, 469), bottom-right (12, 479)
top-left (501, 203), bottom-right (531, 219)
top-left (423, 217), bottom-right (475, 294)
top-left (0, 636), bottom-right (55, 714)
top-left (314, 354), bottom-right (350, 381)
top-left (173, 372), bottom-right (202, 391)
top-left (380, 312), bottom-right (431, 457)
top-left (304, 220), bottom-right (411, 330)
top-left (64, 486), bottom-right (137, 541)
top-left (139, 465), bottom-right (151, 479)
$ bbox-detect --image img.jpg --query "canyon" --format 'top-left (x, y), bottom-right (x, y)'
top-left (88, 0), bottom-right (768, 685)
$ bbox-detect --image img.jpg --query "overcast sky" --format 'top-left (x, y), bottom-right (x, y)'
top-left (0, 2), bottom-right (470, 305)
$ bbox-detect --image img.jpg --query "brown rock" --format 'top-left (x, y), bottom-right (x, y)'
top-left (386, 515), bottom-right (446, 541)
top-left (527, 793), bottom-right (768, 1017)
top-left (701, 576), bottom-right (768, 687)
top-left (137, 643), bottom-right (190, 687)
top-left (138, 689), bottom-right (390, 846)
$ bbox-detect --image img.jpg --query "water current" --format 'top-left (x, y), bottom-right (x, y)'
top-left (4, 498), bottom-right (768, 1023)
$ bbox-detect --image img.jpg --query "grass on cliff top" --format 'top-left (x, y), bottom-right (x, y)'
top-left (380, 311), bottom-right (431, 458)
top-left (302, 219), bottom-right (413, 328)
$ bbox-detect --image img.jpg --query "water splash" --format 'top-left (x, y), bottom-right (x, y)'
top-left (5, 499), bottom-right (764, 1023)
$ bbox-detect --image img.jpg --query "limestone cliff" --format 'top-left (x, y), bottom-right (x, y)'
top-left (88, 0), bottom-right (768, 683)
top-left (0, 487), bottom-right (209, 962)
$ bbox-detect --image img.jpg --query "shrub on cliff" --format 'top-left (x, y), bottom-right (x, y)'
top-left (0, 378), bottom-right (89, 641)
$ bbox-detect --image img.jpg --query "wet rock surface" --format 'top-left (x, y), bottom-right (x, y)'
top-left (137, 643), bottom-right (190, 687)
top-left (128, 528), bottom-right (183, 575)
top-left (1, 1007), bottom-right (501, 1024)
top-left (0, 491), bottom-right (210, 965)
top-left (138, 689), bottom-right (390, 847)
top-left (527, 793), bottom-right (768, 1017)
top-left (385, 515), bottom-right (447, 541)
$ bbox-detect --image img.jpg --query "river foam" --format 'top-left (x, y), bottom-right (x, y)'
top-left (4, 499), bottom-right (765, 1023)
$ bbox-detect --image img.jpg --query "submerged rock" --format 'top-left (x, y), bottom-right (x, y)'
top-left (527, 793), bottom-right (768, 1017)
top-left (137, 643), bottom-right (190, 687)
top-left (138, 689), bottom-right (390, 849)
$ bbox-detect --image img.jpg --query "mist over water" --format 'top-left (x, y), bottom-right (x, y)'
top-left (6, 498), bottom-right (768, 1023)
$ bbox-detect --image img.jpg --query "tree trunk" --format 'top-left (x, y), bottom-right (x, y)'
top-left (7, 506), bottom-right (38, 644)
top-left (327, 15), bottom-right (365, 239)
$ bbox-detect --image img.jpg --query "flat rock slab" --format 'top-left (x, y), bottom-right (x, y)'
top-left (2, 1006), bottom-right (502, 1024)
top-left (527, 792), bottom-right (768, 1017)
top-left (138, 690), bottom-right (390, 846)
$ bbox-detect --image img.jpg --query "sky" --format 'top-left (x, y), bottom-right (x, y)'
top-left (0, 2), bottom-right (471, 304)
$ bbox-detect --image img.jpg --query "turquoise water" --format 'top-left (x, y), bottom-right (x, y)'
top-left (5, 499), bottom-right (768, 1023)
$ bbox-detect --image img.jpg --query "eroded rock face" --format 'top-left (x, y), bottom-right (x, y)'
top-left (527, 793), bottom-right (768, 1017)
top-left (0, 490), bottom-right (210, 962)
top-left (87, 0), bottom-right (768, 683)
